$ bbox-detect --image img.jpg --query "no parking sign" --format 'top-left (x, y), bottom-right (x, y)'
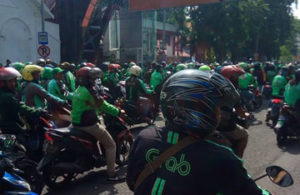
top-left (38, 45), bottom-right (51, 58)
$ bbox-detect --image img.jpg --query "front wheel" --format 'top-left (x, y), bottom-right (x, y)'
top-left (276, 130), bottom-right (287, 147)
top-left (116, 137), bottom-right (133, 166)
top-left (43, 164), bottom-right (74, 189)
top-left (15, 159), bottom-right (44, 194)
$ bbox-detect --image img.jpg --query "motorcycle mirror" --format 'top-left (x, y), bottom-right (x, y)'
top-left (266, 166), bottom-right (293, 187)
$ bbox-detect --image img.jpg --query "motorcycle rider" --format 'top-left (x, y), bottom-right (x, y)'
top-left (47, 67), bottom-right (73, 101)
top-left (20, 65), bottom-right (66, 109)
top-left (0, 67), bottom-right (46, 143)
top-left (264, 62), bottom-right (277, 83)
top-left (125, 65), bottom-right (154, 120)
top-left (150, 63), bottom-right (164, 113)
top-left (126, 70), bottom-right (270, 195)
top-left (60, 62), bottom-right (76, 92)
top-left (252, 62), bottom-right (265, 92)
top-left (71, 66), bottom-right (124, 181)
top-left (271, 68), bottom-right (288, 97)
top-left (238, 64), bottom-right (257, 110)
top-left (220, 65), bottom-right (249, 158)
top-left (283, 68), bottom-right (300, 114)
top-left (40, 67), bottom-right (54, 90)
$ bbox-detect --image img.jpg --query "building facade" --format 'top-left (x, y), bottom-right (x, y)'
top-left (0, 0), bottom-right (60, 64)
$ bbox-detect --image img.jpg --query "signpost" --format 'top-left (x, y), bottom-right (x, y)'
top-left (130, 0), bottom-right (226, 11)
top-left (38, 32), bottom-right (48, 45)
top-left (38, 45), bottom-right (51, 58)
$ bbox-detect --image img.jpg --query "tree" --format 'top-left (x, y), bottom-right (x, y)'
top-left (188, 0), bottom-right (297, 62)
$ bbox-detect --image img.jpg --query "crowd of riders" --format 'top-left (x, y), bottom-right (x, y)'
top-left (0, 57), bottom-right (299, 194)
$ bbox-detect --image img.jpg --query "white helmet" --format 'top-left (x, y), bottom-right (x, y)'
top-left (129, 65), bottom-right (142, 77)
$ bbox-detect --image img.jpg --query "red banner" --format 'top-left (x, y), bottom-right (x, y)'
top-left (130, 0), bottom-right (223, 11)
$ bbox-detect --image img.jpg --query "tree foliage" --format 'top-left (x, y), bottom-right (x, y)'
top-left (186, 0), bottom-right (298, 62)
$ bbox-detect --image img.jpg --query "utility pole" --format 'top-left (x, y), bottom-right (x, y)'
top-left (162, 9), bottom-right (166, 49)
top-left (41, 0), bottom-right (45, 32)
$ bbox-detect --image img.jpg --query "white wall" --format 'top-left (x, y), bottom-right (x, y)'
top-left (0, 0), bottom-right (60, 64)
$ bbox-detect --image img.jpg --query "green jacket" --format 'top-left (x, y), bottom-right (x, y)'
top-left (21, 82), bottom-right (65, 109)
top-left (48, 79), bottom-right (73, 101)
top-left (272, 75), bottom-right (287, 96)
top-left (71, 86), bottom-right (119, 126)
top-left (150, 70), bottom-right (163, 91)
top-left (125, 77), bottom-right (153, 101)
top-left (284, 82), bottom-right (300, 107)
top-left (108, 72), bottom-right (120, 86)
top-left (0, 88), bottom-right (42, 134)
top-left (238, 73), bottom-right (257, 90)
top-left (65, 71), bottom-right (76, 92)
top-left (266, 70), bottom-right (277, 83)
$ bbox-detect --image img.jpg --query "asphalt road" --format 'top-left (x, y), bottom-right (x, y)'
top-left (43, 101), bottom-right (300, 195)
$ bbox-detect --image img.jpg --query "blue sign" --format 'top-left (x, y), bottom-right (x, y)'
top-left (38, 32), bottom-right (48, 45)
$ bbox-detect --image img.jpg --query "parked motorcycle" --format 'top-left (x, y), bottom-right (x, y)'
top-left (0, 154), bottom-right (39, 195)
top-left (265, 96), bottom-right (284, 127)
top-left (37, 116), bottom-right (133, 189)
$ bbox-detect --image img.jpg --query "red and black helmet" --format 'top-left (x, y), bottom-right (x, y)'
top-left (220, 65), bottom-right (245, 86)
top-left (86, 62), bottom-right (96, 68)
top-left (76, 67), bottom-right (102, 86)
top-left (109, 64), bottom-right (120, 72)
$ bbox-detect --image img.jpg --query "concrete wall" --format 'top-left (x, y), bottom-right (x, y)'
top-left (0, 0), bottom-right (60, 64)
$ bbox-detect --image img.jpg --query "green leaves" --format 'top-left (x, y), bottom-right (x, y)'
top-left (188, 0), bottom-right (298, 62)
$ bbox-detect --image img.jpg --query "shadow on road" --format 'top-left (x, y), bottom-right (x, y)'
top-left (280, 141), bottom-right (300, 155)
top-left (44, 166), bottom-right (128, 195)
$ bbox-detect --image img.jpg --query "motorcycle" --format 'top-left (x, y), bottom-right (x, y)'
top-left (249, 84), bottom-right (263, 109)
top-left (20, 116), bottom-right (54, 162)
top-left (265, 96), bottom-right (284, 127)
top-left (262, 82), bottom-right (272, 100)
top-left (116, 97), bottom-right (156, 126)
top-left (0, 134), bottom-right (43, 193)
top-left (0, 154), bottom-right (39, 195)
top-left (275, 105), bottom-right (300, 146)
top-left (37, 116), bottom-right (133, 189)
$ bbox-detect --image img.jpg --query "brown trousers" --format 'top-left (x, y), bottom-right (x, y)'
top-left (73, 123), bottom-right (116, 176)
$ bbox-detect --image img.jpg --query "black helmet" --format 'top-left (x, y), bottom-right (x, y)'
top-left (100, 61), bottom-right (110, 72)
top-left (160, 70), bottom-right (239, 137)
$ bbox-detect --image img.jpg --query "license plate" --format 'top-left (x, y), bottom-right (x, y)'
top-left (43, 140), bottom-right (58, 154)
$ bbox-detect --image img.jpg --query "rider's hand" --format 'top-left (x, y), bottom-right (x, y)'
top-left (119, 109), bottom-right (126, 119)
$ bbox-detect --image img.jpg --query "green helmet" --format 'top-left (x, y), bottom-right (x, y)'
top-left (238, 62), bottom-right (249, 71)
top-left (211, 62), bottom-right (220, 67)
top-left (10, 62), bottom-right (25, 72)
top-left (41, 67), bottom-right (54, 80)
top-left (187, 62), bottom-right (195, 69)
top-left (199, 65), bottom-right (211, 71)
top-left (25, 62), bottom-right (33, 65)
top-left (176, 63), bottom-right (187, 72)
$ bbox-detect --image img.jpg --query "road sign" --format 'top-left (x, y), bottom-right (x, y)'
top-left (38, 32), bottom-right (48, 45)
top-left (130, 0), bottom-right (227, 11)
top-left (38, 45), bottom-right (51, 58)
